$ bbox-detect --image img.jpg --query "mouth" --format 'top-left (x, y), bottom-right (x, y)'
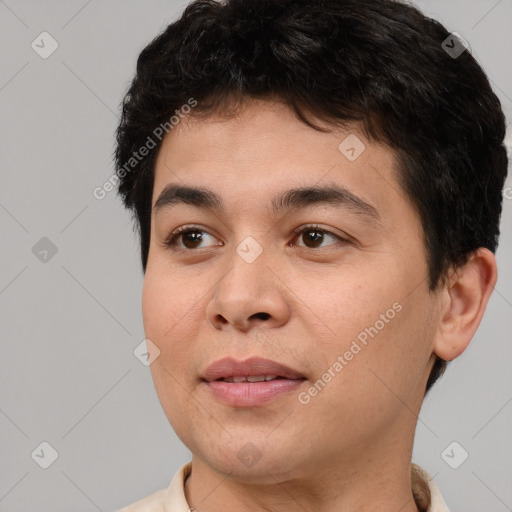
top-left (214, 375), bottom-right (296, 383)
top-left (200, 356), bottom-right (307, 407)
top-left (201, 356), bottom-right (306, 383)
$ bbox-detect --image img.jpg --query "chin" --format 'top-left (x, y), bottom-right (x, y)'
top-left (195, 440), bottom-right (308, 483)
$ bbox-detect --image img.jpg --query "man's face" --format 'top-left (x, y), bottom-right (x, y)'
top-left (142, 98), bottom-right (441, 479)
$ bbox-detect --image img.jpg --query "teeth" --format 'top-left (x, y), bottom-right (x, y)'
top-left (247, 375), bottom-right (266, 382)
top-left (222, 375), bottom-right (279, 383)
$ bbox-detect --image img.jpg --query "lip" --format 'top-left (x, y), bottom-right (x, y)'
top-left (201, 356), bottom-right (306, 382)
top-left (201, 356), bottom-right (307, 407)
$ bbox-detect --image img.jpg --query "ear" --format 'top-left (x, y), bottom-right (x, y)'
top-left (433, 248), bottom-right (497, 361)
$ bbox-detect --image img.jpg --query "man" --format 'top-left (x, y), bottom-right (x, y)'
top-left (113, 0), bottom-right (509, 510)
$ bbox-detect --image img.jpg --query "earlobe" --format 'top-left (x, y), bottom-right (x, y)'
top-left (433, 248), bottom-right (497, 362)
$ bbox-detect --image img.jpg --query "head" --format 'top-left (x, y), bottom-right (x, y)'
top-left (114, 0), bottom-right (508, 479)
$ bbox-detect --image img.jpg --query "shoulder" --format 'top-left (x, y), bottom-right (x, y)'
top-left (115, 488), bottom-right (166, 512)
top-left (114, 461), bottom-right (192, 512)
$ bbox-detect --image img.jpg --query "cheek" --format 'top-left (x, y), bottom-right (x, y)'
top-left (141, 273), bottom-right (168, 338)
top-left (296, 262), bottom-right (431, 397)
top-left (292, 263), bottom-right (401, 349)
top-left (142, 272), bottom-right (203, 431)
top-left (142, 268), bottom-right (199, 339)
top-left (141, 272), bottom-right (199, 381)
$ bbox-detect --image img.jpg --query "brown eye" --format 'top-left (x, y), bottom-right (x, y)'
top-left (293, 225), bottom-right (349, 249)
top-left (179, 230), bottom-right (204, 249)
top-left (164, 226), bottom-right (220, 250)
top-left (300, 228), bottom-right (326, 248)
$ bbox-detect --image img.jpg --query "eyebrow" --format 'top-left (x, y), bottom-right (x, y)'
top-left (153, 183), bottom-right (382, 224)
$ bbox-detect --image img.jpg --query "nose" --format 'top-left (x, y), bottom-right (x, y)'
top-left (205, 241), bottom-right (291, 333)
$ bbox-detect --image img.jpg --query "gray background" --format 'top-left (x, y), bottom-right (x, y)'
top-left (0, 1), bottom-right (511, 511)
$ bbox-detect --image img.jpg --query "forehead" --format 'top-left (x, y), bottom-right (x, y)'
top-left (157, 99), bottom-right (366, 165)
top-left (151, 99), bottom-right (407, 224)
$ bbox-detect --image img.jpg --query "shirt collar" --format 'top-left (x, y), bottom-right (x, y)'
top-left (411, 463), bottom-right (450, 512)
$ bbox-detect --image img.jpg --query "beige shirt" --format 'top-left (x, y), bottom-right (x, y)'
top-left (117, 461), bottom-right (450, 512)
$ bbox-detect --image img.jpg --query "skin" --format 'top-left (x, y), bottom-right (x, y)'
top-left (142, 97), bottom-right (497, 512)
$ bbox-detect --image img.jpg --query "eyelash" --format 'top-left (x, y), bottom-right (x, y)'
top-left (162, 224), bottom-right (350, 251)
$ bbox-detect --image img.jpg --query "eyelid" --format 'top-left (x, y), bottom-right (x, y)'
top-left (291, 224), bottom-right (351, 246)
top-left (163, 224), bottom-right (220, 248)
top-left (162, 223), bottom-right (351, 251)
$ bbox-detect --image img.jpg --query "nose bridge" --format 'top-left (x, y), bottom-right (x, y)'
top-left (222, 232), bottom-right (271, 303)
top-left (206, 230), bottom-right (290, 330)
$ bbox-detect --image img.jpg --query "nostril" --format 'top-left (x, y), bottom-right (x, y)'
top-left (253, 312), bottom-right (270, 320)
